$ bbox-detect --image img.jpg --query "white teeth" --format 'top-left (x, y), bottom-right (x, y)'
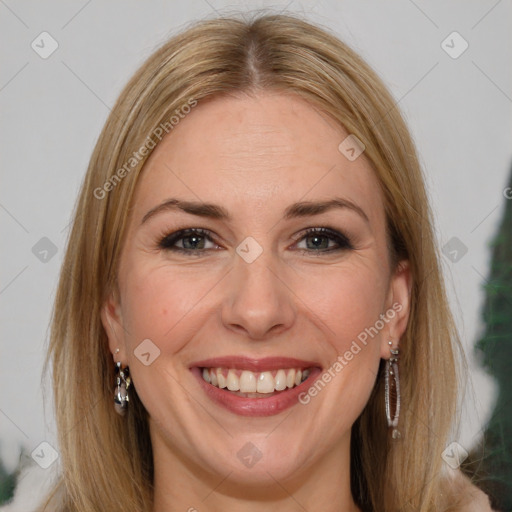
top-left (256, 371), bottom-right (275, 393)
top-left (240, 371), bottom-right (257, 392)
top-left (201, 367), bottom-right (312, 393)
top-left (275, 369), bottom-right (287, 391)
top-left (286, 370), bottom-right (295, 389)
top-left (216, 369), bottom-right (227, 389)
top-left (227, 369), bottom-right (240, 391)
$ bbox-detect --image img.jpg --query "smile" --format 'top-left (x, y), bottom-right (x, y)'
top-left (190, 357), bottom-right (322, 416)
top-left (202, 367), bottom-right (311, 396)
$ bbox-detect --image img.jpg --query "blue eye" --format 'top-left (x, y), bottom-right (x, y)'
top-left (295, 227), bottom-right (353, 252)
top-left (158, 227), bottom-right (353, 255)
top-left (158, 228), bottom-right (217, 253)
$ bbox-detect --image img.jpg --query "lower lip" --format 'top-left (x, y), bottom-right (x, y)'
top-left (191, 367), bottom-right (323, 417)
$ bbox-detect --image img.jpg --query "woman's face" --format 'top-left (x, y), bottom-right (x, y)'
top-left (102, 92), bottom-right (410, 489)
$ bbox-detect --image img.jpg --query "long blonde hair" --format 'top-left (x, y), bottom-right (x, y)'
top-left (46, 12), bottom-right (464, 511)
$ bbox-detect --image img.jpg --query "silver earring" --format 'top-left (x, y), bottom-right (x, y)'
top-left (114, 361), bottom-right (131, 416)
top-left (384, 340), bottom-right (401, 439)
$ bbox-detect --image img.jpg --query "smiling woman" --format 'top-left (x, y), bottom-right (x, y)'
top-left (43, 12), bottom-right (492, 512)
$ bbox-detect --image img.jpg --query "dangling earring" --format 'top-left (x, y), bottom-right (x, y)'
top-left (384, 340), bottom-right (401, 439)
top-left (114, 360), bottom-right (131, 416)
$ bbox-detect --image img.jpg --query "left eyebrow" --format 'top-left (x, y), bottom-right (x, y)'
top-left (140, 196), bottom-right (369, 226)
top-left (283, 198), bottom-right (369, 223)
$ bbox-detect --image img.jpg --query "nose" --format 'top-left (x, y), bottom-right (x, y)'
top-left (221, 251), bottom-right (296, 340)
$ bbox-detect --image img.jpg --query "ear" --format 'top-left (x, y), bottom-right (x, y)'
top-left (100, 288), bottom-right (128, 362)
top-left (380, 260), bottom-right (412, 359)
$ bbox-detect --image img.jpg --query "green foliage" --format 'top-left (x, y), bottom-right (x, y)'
top-left (471, 166), bottom-right (512, 511)
top-left (0, 454), bottom-right (17, 505)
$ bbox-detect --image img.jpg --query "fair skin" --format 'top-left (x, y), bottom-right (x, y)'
top-left (102, 92), bottom-right (411, 511)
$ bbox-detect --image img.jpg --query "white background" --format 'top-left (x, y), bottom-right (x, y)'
top-left (1, 0), bottom-right (511, 476)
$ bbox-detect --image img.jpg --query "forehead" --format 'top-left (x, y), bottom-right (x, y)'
top-left (133, 92), bottom-right (384, 224)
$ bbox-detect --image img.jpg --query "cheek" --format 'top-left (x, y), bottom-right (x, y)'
top-left (294, 262), bottom-right (388, 352)
top-left (119, 261), bottom-right (219, 353)
top-left (117, 262), bottom-right (217, 423)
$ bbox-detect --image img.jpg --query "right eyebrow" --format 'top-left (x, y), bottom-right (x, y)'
top-left (141, 198), bottom-right (231, 225)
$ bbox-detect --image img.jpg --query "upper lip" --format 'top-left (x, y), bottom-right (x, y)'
top-left (190, 356), bottom-right (321, 372)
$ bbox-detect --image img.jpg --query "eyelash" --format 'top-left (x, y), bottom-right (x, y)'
top-left (157, 227), bottom-right (353, 255)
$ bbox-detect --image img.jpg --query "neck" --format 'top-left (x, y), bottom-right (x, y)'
top-left (151, 431), bottom-right (360, 512)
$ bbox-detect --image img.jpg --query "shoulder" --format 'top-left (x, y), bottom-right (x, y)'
top-left (445, 469), bottom-right (495, 512)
